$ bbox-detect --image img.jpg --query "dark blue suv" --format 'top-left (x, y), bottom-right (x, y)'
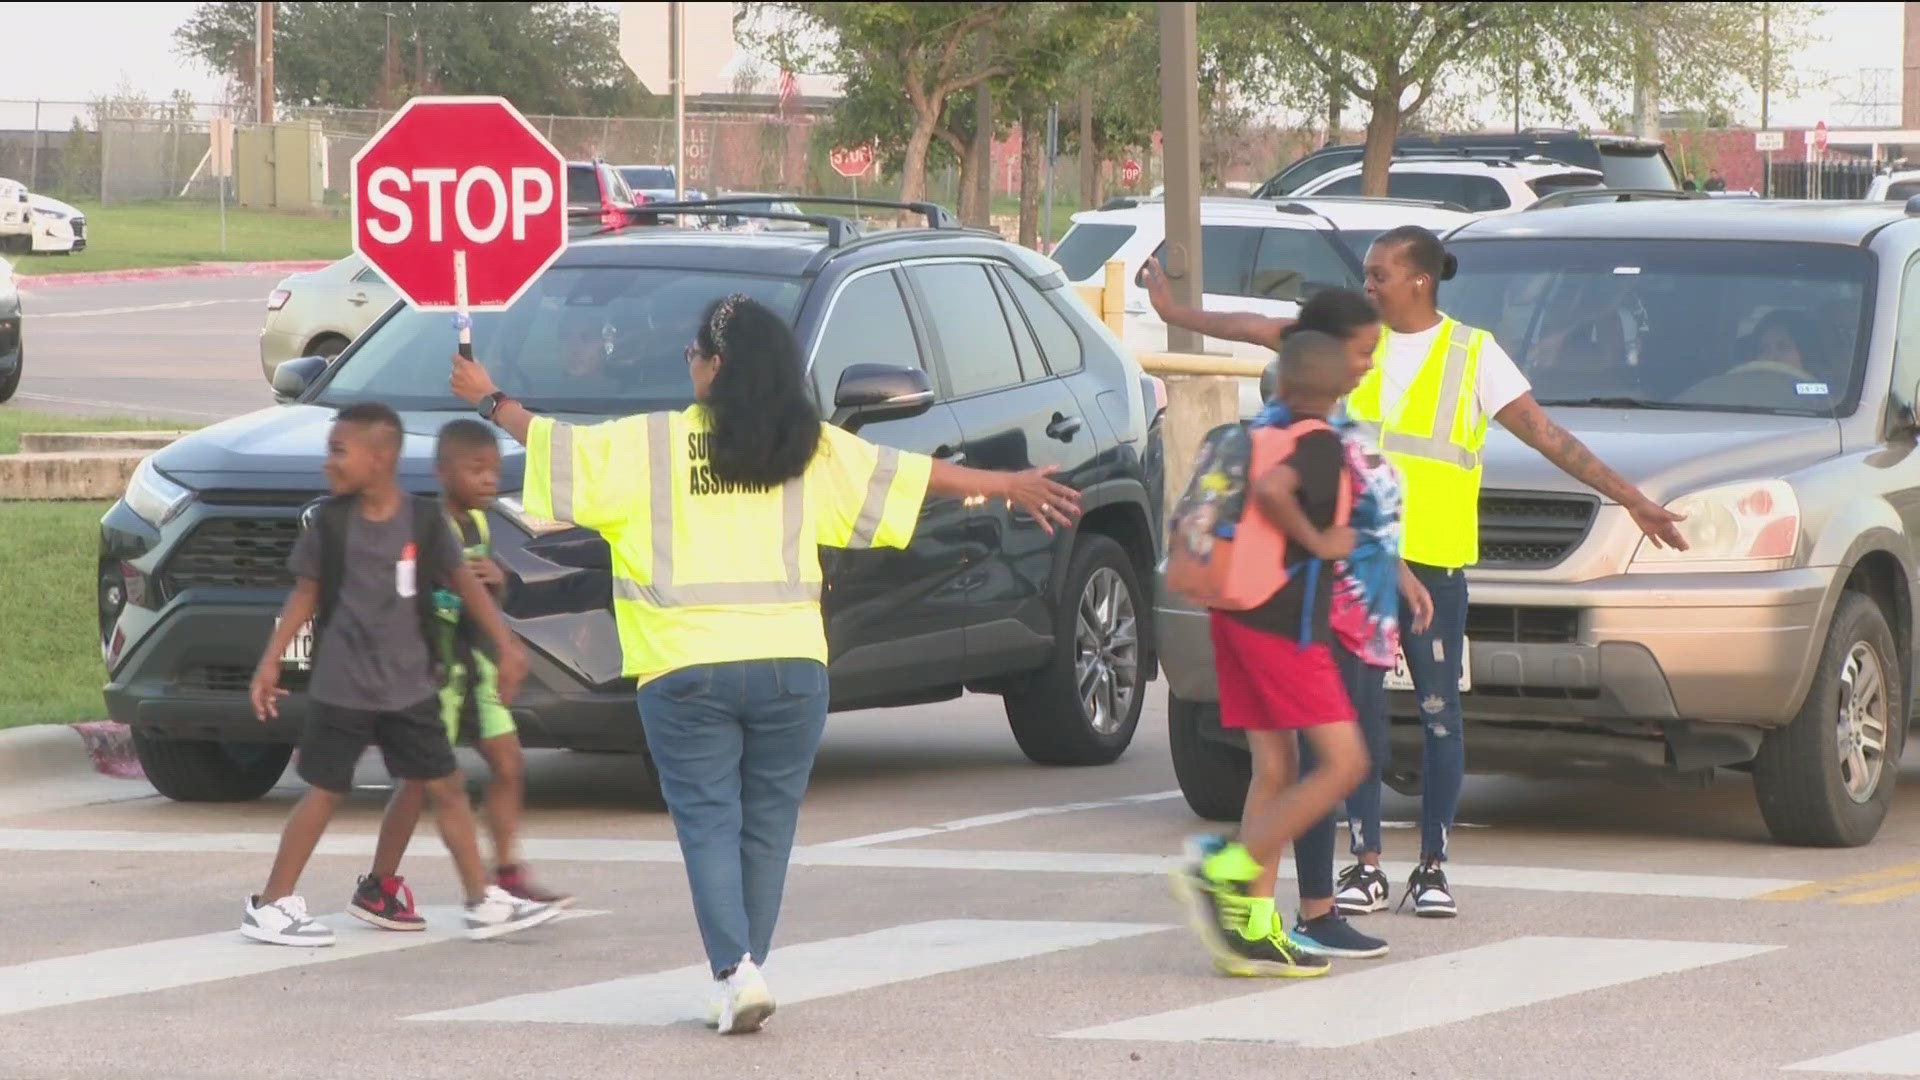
top-left (98, 200), bottom-right (1165, 802)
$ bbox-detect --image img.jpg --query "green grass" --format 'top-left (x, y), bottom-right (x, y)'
top-left (0, 408), bottom-right (190, 454)
top-left (0, 501), bottom-right (111, 727)
top-left (9, 200), bottom-right (349, 276)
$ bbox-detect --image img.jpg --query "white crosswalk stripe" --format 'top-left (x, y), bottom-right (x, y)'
top-left (0, 907), bottom-right (606, 1019)
top-left (1062, 936), bottom-right (1779, 1046)
top-left (1786, 1031), bottom-right (1920, 1074)
top-left (408, 919), bottom-right (1169, 1026)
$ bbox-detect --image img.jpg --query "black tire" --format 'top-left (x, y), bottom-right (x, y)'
top-left (132, 728), bottom-right (291, 802)
top-left (306, 334), bottom-right (350, 360)
top-left (1168, 691), bottom-right (1250, 822)
top-left (1003, 533), bottom-right (1148, 765)
top-left (0, 341), bottom-right (19, 405)
top-left (1753, 591), bottom-right (1905, 847)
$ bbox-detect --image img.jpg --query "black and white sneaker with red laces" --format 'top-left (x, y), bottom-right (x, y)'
top-left (1334, 863), bottom-right (1390, 916)
top-left (1401, 861), bottom-right (1458, 919)
top-left (349, 874), bottom-right (427, 931)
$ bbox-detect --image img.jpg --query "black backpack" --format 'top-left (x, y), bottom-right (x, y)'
top-left (308, 494), bottom-right (458, 678)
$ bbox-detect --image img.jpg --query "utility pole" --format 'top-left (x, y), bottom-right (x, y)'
top-left (670, 0), bottom-right (685, 200)
top-left (1761, 1), bottom-right (1772, 197)
top-left (381, 9), bottom-right (395, 111)
top-left (1157, 1), bottom-right (1203, 354)
top-left (256, 2), bottom-right (275, 124)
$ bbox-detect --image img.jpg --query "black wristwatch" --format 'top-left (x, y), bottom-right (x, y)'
top-left (477, 391), bottom-right (510, 422)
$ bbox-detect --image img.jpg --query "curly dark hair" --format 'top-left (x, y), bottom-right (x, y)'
top-left (1283, 287), bottom-right (1379, 341)
top-left (695, 294), bottom-right (822, 488)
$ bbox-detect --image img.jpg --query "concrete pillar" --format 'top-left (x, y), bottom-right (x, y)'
top-left (1157, 2), bottom-right (1204, 354)
top-left (1160, 374), bottom-right (1240, 524)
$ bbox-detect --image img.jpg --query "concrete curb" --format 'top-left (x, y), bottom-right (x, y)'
top-left (19, 431), bottom-right (189, 454)
top-left (0, 722), bottom-right (143, 783)
top-left (13, 259), bottom-right (334, 291)
top-left (0, 449), bottom-right (148, 501)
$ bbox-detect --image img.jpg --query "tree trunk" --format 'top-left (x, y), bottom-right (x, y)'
top-left (1359, 87), bottom-right (1402, 197)
top-left (1078, 82), bottom-right (1097, 209)
top-left (973, 82), bottom-right (995, 227)
top-left (1326, 74), bottom-right (1344, 145)
top-left (1018, 109), bottom-right (1043, 249)
top-left (899, 117), bottom-right (937, 206)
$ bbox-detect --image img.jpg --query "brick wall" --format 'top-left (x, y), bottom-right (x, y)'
top-left (1906, 2), bottom-right (1920, 128)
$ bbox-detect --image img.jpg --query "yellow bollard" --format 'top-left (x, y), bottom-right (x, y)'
top-left (1101, 258), bottom-right (1126, 338)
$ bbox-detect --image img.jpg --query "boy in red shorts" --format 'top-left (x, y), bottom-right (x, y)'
top-left (1172, 330), bottom-right (1372, 977)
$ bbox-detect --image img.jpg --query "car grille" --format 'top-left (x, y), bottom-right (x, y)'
top-left (182, 664), bottom-right (308, 693)
top-left (69, 218), bottom-right (85, 238)
top-left (162, 517), bottom-right (302, 592)
top-left (1478, 490), bottom-right (1597, 568)
top-left (1465, 605), bottom-right (1579, 644)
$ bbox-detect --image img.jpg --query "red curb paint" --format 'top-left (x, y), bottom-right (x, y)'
top-left (69, 720), bottom-right (145, 780)
top-left (13, 260), bottom-right (336, 291)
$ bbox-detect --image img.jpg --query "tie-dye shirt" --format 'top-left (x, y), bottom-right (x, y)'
top-left (1253, 401), bottom-right (1405, 668)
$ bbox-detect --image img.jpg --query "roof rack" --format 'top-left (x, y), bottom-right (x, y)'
top-left (1526, 188), bottom-right (1705, 211)
top-left (1273, 194), bottom-right (1472, 214)
top-left (567, 204), bottom-right (858, 246)
top-left (648, 195), bottom-right (959, 231)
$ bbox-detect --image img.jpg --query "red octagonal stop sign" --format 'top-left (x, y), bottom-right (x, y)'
top-left (351, 96), bottom-right (567, 311)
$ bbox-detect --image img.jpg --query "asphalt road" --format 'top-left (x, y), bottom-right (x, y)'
top-left (3, 692), bottom-right (1920, 1080)
top-left (13, 273), bottom-right (290, 423)
top-left (12, 275), bottom-right (1920, 1077)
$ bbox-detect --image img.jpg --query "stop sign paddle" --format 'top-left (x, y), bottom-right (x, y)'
top-left (351, 96), bottom-right (567, 357)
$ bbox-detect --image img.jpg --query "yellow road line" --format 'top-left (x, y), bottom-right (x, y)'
top-left (1835, 878), bottom-right (1920, 905)
top-left (1755, 861), bottom-right (1920, 902)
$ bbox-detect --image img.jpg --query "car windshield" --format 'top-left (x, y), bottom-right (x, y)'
top-left (1051, 223), bottom-right (1136, 281)
top-left (1596, 148), bottom-right (1677, 189)
top-left (1442, 239), bottom-right (1873, 416)
top-left (621, 166), bottom-right (675, 190)
top-left (312, 266), bottom-right (806, 414)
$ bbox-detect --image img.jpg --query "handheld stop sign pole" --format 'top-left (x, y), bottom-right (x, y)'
top-left (349, 95), bottom-right (567, 367)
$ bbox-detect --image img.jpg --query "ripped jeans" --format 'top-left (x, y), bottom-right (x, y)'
top-left (1398, 562), bottom-right (1468, 862)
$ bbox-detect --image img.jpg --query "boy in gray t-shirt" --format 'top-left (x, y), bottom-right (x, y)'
top-left (241, 402), bottom-right (558, 947)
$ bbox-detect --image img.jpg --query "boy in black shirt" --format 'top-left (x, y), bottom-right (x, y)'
top-left (1172, 331), bottom-right (1373, 977)
top-left (243, 402), bottom-right (559, 946)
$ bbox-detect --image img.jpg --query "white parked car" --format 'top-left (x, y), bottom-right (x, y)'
top-left (1049, 195), bottom-right (1474, 412)
top-left (28, 194), bottom-right (87, 254)
top-left (0, 178), bottom-right (30, 254)
top-left (258, 254), bottom-right (396, 382)
top-left (1864, 170), bottom-right (1920, 202)
top-left (1290, 156), bottom-right (1605, 215)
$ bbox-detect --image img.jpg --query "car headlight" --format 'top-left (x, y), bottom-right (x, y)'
top-left (123, 457), bottom-right (194, 528)
top-left (1628, 480), bottom-right (1798, 570)
top-left (495, 493), bottom-right (575, 536)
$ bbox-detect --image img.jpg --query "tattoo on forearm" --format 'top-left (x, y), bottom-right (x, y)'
top-left (1512, 407), bottom-right (1634, 504)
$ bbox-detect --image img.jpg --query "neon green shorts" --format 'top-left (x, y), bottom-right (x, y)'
top-left (439, 650), bottom-right (516, 743)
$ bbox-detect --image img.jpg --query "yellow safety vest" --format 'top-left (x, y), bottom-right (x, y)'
top-left (1346, 318), bottom-right (1487, 569)
top-left (521, 406), bottom-right (932, 686)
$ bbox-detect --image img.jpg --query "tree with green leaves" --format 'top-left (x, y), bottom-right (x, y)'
top-left (174, 2), bottom-right (643, 117)
top-left (745, 3), bottom-right (1019, 207)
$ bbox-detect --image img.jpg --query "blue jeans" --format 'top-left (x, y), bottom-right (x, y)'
top-left (638, 659), bottom-right (830, 977)
top-left (1295, 644), bottom-right (1388, 900)
top-left (1400, 563), bottom-right (1468, 861)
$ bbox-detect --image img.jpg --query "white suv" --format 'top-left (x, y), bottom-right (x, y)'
top-left (1050, 195), bottom-right (1473, 410)
top-left (1291, 157), bottom-right (1604, 215)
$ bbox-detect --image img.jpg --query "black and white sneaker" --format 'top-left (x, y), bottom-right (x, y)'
top-left (1401, 861), bottom-right (1458, 918)
top-left (464, 885), bottom-right (562, 940)
top-left (1334, 863), bottom-right (1390, 915)
top-left (241, 894), bottom-right (334, 947)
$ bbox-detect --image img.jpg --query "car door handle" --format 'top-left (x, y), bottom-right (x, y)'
top-left (934, 444), bottom-right (966, 464)
top-left (1046, 413), bottom-right (1083, 441)
top-left (347, 293), bottom-right (369, 306)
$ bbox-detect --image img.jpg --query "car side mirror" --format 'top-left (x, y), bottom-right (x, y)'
top-left (832, 364), bottom-right (935, 430)
top-left (271, 354), bottom-right (330, 402)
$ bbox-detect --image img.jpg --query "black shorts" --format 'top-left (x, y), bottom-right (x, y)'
top-left (296, 696), bottom-right (458, 793)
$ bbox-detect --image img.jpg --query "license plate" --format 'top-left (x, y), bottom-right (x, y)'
top-left (279, 618), bottom-right (313, 670)
top-left (1384, 638), bottom-right (1471, 693)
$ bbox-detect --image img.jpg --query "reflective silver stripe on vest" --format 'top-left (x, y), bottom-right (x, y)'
top-left (1379, 326), bottom-right (1479, 471)
top-left (548, 421), bottom-right (576, 523)
top-left (618, 411), bottom-right (815, 608)
top-left (845, 445), bottom-right (900, 550)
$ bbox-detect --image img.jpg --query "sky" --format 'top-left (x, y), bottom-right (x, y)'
top-left (0, 1), bottom-right (1902, 132)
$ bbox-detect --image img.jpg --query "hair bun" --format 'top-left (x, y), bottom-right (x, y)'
top-left (1440, 252), bottom-right (1458, 281)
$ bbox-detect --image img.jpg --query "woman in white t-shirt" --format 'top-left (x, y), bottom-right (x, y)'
top-left (1332, 225), bottom-right (1685, 920)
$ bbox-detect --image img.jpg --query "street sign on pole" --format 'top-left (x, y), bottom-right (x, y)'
top-left (1754, 130), bottom-right (1784, 153)
top-left (830, 145), bottom-right (875, 178)
top-left (351, 96), bottom-right (568, 351)
top-left (1815, 120), bottom-right (1829, 153)
top-left (1121, 158), bottom-right (1142, 187)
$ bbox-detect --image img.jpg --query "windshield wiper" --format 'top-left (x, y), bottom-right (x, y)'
top-left (1535, 396), bottom-right (1695, 410)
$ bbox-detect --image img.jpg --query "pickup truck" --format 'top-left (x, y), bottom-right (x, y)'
top-left (1159, 196), bottom-right (1920, 848)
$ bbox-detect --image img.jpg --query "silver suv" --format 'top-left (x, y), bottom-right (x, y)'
top-left (1158, 197), bottom-right (1920, 848)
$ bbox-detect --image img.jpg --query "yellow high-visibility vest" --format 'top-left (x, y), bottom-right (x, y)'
top-left (1346, 318), bottom-right (1488, 569)
top-left (521, 406), bottom-right (932, 686)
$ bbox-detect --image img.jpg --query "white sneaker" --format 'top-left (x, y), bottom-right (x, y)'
top-left (464, 885), bottom-right (562, 940)
top-left (714, 956), bottom-right (774, 1035)
top-left (241, 894), bottom-right (334, 947)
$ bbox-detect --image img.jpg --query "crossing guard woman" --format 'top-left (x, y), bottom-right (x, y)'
top-left (452, 294), bottom-right (1080, 1036)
